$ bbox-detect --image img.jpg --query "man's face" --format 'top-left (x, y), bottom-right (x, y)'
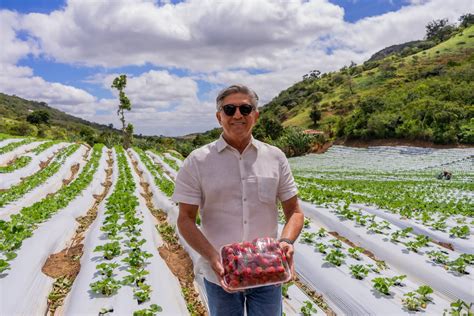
top-left (216, 92), bottom-right (259, 143)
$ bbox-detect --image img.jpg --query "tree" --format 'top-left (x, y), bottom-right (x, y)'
top-left (425, 19), bottom-right (455, 43)
top-left (26, 110), bottom-right (50, 125)
top-left (111, 74), bottom-right (134, 149)
top-left (459, 13), bottom-right (474, 28)
top-left (310, 106), bottom-right (322, 126)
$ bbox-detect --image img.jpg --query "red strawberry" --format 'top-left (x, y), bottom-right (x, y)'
top-left (265, 266), bottom-right (276, 274)
top-left (229, 279), bottom-right (240, 288)
top-left (254, 266), bottom-right (263, 277)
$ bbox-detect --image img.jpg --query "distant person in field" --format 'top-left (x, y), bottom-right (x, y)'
top-left (172, 84), bottom-right (304, 315)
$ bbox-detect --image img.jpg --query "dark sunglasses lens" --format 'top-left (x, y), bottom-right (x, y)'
top-left (239, 105), bottom-right (253, 115)
top-left (223, 105), bottom-right (237, 116)
top-left (222, 104), bottom-right (253, 116)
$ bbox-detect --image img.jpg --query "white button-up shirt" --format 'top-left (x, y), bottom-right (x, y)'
top-left (172, 135), bottom-right (298, 285)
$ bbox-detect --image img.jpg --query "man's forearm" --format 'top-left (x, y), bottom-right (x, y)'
top-left (280, 212), bottom-right (304, 242)
top-left (178, 217), bottom-right (219, 262)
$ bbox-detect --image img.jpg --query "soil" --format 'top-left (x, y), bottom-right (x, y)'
top-left (41, 150), bottom-right (114, 314)
top-left (42, 244), bottom-right (83, 279)
top-left (329, 231), bottom-right (384, 264)
top-left (158, 244), bottom-right (195, 283)
top-left (62, 163), bottom-right (80, 186)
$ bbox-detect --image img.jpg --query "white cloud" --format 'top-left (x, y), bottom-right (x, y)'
top-left (19, 0), bottom-right (344, 71)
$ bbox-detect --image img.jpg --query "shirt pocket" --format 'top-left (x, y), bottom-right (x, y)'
top-left (257, 176), bottom-right (278, 204)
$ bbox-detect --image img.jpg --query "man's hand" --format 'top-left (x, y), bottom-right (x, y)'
top-left (209, 252), bottom-right (240, 293)
top-left (279, 240), bottom-right (295, 280)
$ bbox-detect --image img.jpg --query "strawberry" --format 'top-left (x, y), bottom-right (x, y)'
top-left (276, 266), bottom-right (285, 274)
top-left (265, 266), bottom-right (276, 274)
top-left (254, 266), bottom-right (263, 277)
top-left (229, 279), bottom-right (240, 288)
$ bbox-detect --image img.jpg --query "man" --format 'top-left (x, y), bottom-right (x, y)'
top-left (172, 84), bottom-right (304, 316)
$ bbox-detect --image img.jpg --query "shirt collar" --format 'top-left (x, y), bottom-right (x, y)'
top-left (216, 134), bottom-right (260, 153)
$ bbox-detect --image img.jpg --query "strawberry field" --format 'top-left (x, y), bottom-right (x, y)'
top-left (0, 136), bottom-right (472, 315)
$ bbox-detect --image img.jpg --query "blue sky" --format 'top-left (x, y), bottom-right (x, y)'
top-left (0, 0), bottom-right (470, 136)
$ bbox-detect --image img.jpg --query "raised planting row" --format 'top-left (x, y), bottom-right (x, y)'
top-left (31, 140), bottom-right (60, 155)
top-left (0, 156), bottom-right (32, 173)
top-left (0, 138), bottom-right (36, 155)
top-left (289, 215), bottom-right (454, 315)
top-left (300, 201), bottom-right (474, 303)
top-left (146, 150), bottom-right (178, 180)
top-left (135, 147), bottom-right (175, 197)
top-left (0, 144), bottom-right (104, 274)
top-left (296, 176), bottom-right (473, 234)
top-left (63, 146), bottom-right (188, 315)
top-left (0, 144), bottom-right (80, 208)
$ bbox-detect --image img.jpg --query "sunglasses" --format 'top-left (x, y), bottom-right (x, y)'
top-left (221, 104), bottom-right (255, 116)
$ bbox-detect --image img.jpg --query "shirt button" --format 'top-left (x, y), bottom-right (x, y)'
top-left (244, 220), bottom-right (248, 224)
top-left (243, 198), bottom-right (247, 201)
top-left (241, 177), bottom-right (245, 180)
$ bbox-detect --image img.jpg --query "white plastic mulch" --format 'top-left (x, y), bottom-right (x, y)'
top-left (0, 138), bottom-right (24, 148)
top-left (0, 145), bottom-right (89, 221)
top-left (353, 203), bottom-right (474, 254)
top-left (163, 152), bottom-right (184, 168)
top-left (290, 145), bottom-right (474, 173)
top-left (146, 150), bottom-right (178, 180)
top-left (0, 142), bottom-right (68, 190)
top-left (0, 141), bottom-right (46, 166)
top-left (0, 146), bottom-right (108, 316)
top-left (301, 201), bottom-right (474, 304)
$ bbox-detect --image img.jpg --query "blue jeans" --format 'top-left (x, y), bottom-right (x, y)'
top-left (204, 278), bottom-right (282, 316)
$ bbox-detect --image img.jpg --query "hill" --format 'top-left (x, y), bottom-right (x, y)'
top-left (0, 93), bottom-right (122, 142)
top-left (259, 24), bottom-right (474, 145)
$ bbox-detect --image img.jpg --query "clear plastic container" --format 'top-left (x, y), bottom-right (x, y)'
top-left (220, 237), bottom-right (292, 290)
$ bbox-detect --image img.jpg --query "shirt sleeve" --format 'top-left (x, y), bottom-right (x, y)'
top-left (171, 154), bottom-right (202, 206)
top-left (277, 150), bottom-right (298, 202)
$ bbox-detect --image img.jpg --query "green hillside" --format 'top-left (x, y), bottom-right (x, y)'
top-left (0, 93), bottom-right (122, 142)
top-left (260, 24), bottom-right (474, 145)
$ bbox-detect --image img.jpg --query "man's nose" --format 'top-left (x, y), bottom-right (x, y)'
top-left (233, 107), bottom-right (244, 118)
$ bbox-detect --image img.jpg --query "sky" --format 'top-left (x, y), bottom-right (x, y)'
top-left (0, 0), bottom-right (472, 136)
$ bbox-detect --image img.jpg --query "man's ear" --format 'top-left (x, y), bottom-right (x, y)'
top-left (216, 112), bottom-right (222, 125)
top-left (254, 111), bottom-right (259, 121)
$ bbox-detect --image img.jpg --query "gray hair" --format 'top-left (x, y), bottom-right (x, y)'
top-left (215, 84), bottom-right (259, 111)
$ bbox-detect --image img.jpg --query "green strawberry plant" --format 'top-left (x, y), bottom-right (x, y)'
top-left (447, 257), bottom-right (468, 274)
top-left (371, 277), bottom-right (394, 295)
top-left (134, 282), bottom-right (152, 304)
top-left (300, 232), bottom-right (317, 244)
top-left (94, 241), bottom-right (121, 260)
top-left (133, 304), bottom-right (162, 316)
top-left (316, 227), bottom-right (327, 238)
top-left (316, 242), bottom-right (328, 254)
top-left (403, 292), bottom-right (422, 311)
top-left (426, 250), bottom-right (449, 264)
top-left (324, 249), bottom-right (346, 266)
top-left (449, 225), bottom-right (470, 239)
top-left (96, 263), bottom-right (119, 277)
top-left (90, 277), bottom-right (121, 296)
top-left (348, 247), bottom-right (364, 260)
top-left (350, 264), bottom-right (369, 280)
top-left (391, 274), bottom-right (406, 286)
top-left (300, 300), bottom-right (318, 315)
top-left (329, 238), bottom-right (342, 248)
top-left (444, 299), bottom-right (473, 316)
